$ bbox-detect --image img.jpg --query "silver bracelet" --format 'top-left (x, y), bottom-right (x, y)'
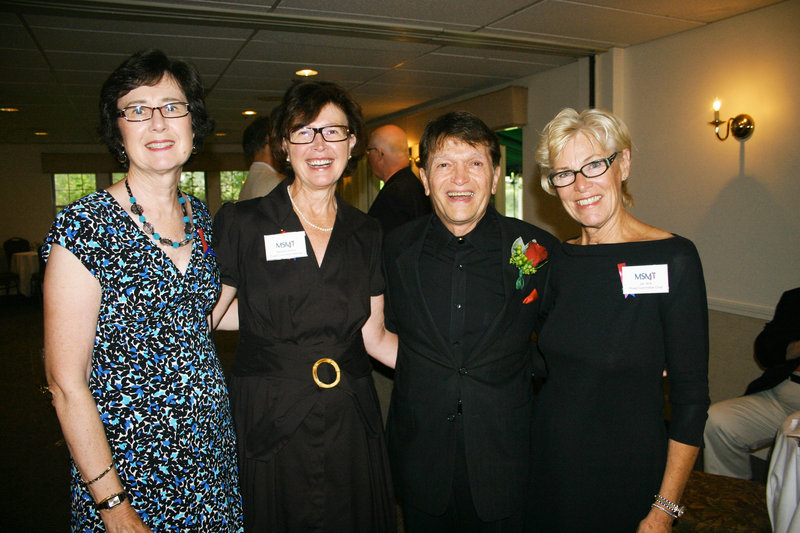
top-left (651, 502), bottom-right (679, 519)
top-left (653, 493), bottom-right (686, 518)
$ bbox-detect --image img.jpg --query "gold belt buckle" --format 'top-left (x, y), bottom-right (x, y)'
top-left (312, 358), bottom-right (341, 388)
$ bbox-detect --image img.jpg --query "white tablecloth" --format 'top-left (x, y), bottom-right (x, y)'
top-left (10, 250), bottom-right (38, 297)
top-left (768, 410), bottom-right (800, 533)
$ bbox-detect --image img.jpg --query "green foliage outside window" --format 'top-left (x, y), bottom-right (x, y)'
top-left (115, 172), bottom-right (208, 200)
top-left (53, 173), bottom-right (97, 214)
top-left (220, 170), bottom-right (247, 202)
top-left (179, 171), bottom-right (206, 201)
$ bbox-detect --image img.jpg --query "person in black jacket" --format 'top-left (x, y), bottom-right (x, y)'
top-left (366, 124), bottom-right (431, 236)
top-left (704, 287), bottom-right (800, 479)
top-left (383, 111), bottom-right (557, 531)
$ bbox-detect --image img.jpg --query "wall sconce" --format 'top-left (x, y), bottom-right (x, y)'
top-left (709, 100), bottom-right (755, 141)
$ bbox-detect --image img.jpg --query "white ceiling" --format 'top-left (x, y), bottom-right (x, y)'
top-left (0, 0), bottom-right (784, 145)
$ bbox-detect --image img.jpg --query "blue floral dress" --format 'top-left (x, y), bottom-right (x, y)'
top-left (43, 190), bottom-right (243, 532)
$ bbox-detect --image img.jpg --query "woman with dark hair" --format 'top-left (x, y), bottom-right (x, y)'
top-left (212, 81), bottom-right (398, 532)
top-left (43, 49), bottom-right (242, 532)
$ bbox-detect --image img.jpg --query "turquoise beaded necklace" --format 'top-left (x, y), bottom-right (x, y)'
top-left (125, 178), bottom-right (194, 248)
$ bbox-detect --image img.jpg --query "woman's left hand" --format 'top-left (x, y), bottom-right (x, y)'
top-left (637, 507), bottom-right (674, 533)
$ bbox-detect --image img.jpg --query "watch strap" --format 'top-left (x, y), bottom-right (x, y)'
top-left (94, 491), bottom-right (128, 511)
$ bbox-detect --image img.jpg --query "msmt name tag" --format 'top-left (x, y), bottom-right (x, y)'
top-left (621, 264), bottom-right (669, 294)
top-left (264, 231), bottom-right (308, 261)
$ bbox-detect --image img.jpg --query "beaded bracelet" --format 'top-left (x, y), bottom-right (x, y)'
top-left (82, 461), bottom-right (115, 486)
top-left (652, 493), bottom-right (686, 518)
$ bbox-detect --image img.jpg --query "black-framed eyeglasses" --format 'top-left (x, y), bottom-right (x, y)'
top-left (287, 125), bottom-right (350, 144)
top-left (548, 152), bottom-right (618, 188)
top-left (118, 102), bottom-right (191, 122)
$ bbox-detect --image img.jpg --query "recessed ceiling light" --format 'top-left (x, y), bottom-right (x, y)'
top-left (215, 132), bottom-right (227, 136)
top-left (242, 110), bottom-right (257, 116)
top-left (295, 69), bottom-right (318, 77)
top-left (34, 131), bottom-right (48, 136)
top-left (1, 107), bottom-right (19, 112)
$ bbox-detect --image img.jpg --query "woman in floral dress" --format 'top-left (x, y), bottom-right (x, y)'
top-left (43, 49), bottom-right (242, 532)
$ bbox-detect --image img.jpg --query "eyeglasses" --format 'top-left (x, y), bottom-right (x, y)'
top-left (288, 125), bottom-right (350, 144)
top-left (548, 152), bottom-right (618, 188)
top-left (118, 102), bottom-right (191, 122)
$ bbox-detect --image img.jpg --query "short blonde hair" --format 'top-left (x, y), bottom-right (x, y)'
top-left (535, 108), bottom-right (633, 206)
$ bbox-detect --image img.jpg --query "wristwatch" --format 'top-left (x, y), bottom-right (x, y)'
top-left (95, 491), bottom-right (128, 511)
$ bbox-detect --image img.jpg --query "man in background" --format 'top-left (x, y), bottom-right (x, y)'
top-left (367, 124), bottom-right (431, 235)
top-left (239, 114), bottom-right (282, 201)
top-left (704, 287), bottom-right (800, 479)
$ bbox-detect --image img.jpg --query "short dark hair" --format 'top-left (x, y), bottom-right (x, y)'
top-left (242, 115), bottom-right (271, 162)
top-left (270, 81), bottom-right (365, 179)
top-left (97, 49), bottom-right (214, 167)
top-left (418, 111), bottom-right (501, 172)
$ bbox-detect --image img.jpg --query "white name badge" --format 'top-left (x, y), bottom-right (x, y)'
top-left (621, 264), bottom-right (669, 295)
top-left (264, 231), bottom-right (308, 261)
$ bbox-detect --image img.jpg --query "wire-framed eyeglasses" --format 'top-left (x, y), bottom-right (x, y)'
top-left (118, 102), bottom-right (191, 122)
top-left (548, 152), bottom-right (618, 188)
top-left (288, 125), bottom-right (350, 144)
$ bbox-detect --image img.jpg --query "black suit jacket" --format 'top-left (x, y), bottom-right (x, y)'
top-left (383, 206), bottom-right (558, 521)
top-left (367, 166), bottom-right (431, 236)
top-left (745, 287), bottom-right (800, 395)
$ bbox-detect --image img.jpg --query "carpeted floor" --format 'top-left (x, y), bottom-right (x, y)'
top-left (0, 295), bottom-right (244, 532)
top-left (0, 295), bottom-right (69, 532)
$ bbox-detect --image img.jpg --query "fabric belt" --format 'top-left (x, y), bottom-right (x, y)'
top-left (233, 332), bottom-right (378, 461)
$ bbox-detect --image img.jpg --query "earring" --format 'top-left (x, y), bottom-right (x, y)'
top-left (191, 144), bottom-right (198, 154)
top-left (117, 149), bottom-right (127, 164)
top-left (286, 155), bottom-right (290, 162)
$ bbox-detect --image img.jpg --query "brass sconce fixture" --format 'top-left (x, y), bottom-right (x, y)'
top-left (709, 100), bottom-right (754, 141)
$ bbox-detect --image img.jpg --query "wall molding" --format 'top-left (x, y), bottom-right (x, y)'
top-left (708, 297), bottom-right (773, 321)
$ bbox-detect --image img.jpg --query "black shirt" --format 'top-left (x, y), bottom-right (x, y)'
top-left (419, 212), bottom-right (504, 360)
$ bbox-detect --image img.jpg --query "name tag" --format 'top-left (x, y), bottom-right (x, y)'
top-left (621, 264), bottom-right (669, 295)
top-left (264, 231), bottom-right (308, 261)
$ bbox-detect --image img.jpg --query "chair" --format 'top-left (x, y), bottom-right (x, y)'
top-left (0, 237), bottom-right (31, 295)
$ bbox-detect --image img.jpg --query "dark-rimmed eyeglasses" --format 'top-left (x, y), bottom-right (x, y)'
top-left (118, 102), bottom-right (191, 122)
top-left (548, 152), bottom-right (618, 188)
top-left (288, 125), bottom-right (350, 144)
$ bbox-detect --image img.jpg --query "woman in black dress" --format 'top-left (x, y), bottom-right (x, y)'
top-left (531, 108), bottom-right (709, 532)
top-left (212, 81), bottom-right (397, 532)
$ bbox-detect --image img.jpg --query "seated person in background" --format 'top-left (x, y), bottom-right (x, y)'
top-left (366, 124), bottom-right (431, 236)
top-left (238, 112), bottom-right (282, 201)
top-left (704, 287), bottom-right (800, 479)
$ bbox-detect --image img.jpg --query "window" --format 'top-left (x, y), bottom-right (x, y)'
top-left (113, 172), bottom-right (207, 201)
top-left (53, 173), bottom-right (97, 214)
top-left (220, 170), bottom-right (247, 202)
top-left (504, 172), bottom-right (524, 220)
top-left (497, 127), bottom-right (523, 219)
top-left (179, 171), bottom-right (207, 201)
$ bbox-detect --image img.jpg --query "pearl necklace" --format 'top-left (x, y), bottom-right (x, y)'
top-left (125, 178), bottom-right (194, 248)
top-left (287, 185), bottom-right (335, 232)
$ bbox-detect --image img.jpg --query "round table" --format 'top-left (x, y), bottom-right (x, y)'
top-left (11, 250), bottom-right (39, 297)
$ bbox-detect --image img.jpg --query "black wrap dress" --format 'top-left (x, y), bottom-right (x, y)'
top-left (213, 180), bottom-right (396, 532)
